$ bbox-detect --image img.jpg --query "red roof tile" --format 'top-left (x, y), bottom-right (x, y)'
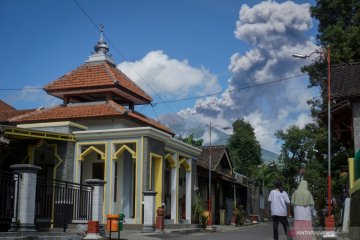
top-left (0, 109), bottom-right (35, 123)
top-left (0, 100), bottom-right (16, 112)
top-left (44, 61), bottom-right (152, 103)
top-left (10, 101), bottom-right (173, 135)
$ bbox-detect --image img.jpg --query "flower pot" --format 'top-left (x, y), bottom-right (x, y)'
top-left (157, 207), bottom-right (164, 217)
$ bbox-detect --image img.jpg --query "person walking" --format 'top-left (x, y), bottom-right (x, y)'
top-left (291, 180), bottom-right (315, 240)
top-left (268, 180), bottom-right (291, 240)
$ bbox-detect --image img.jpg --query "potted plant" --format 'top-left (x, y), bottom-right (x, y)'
top-left (200, 211), bottom-right (208, 231)
top-left (233, 202), bottom-right (245, 226)
top-left (220, 204), bottom-right (226, 225)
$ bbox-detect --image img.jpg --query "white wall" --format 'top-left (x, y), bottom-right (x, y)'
top-left (76, 119), bottom-right (142, 131)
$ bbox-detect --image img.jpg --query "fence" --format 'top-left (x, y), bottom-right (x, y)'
top-left (0, 171), bottom-right (18, 231)
top-left (0, 169), bottom-right (93, 232)
top-left (35, 177), bottom-right (93, 231)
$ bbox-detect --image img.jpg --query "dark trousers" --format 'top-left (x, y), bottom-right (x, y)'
top-left (272, 215), bottom-right (289, 240)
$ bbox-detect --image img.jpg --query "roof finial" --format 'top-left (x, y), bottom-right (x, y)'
top-left (99, 23), bottom-right (105, 42)
top-left (86, 23), bottom-right (115, 64)
top-left (94, 23), bottom-right (109, 54)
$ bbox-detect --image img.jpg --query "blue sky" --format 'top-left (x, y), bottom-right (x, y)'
top-left (0, 0), bottom-right (320, 152)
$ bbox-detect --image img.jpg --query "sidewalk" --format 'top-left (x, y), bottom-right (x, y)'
top-left (106, 230), bottom-right (162, 240)
top-left (109, 223), bottom-right (258, 240)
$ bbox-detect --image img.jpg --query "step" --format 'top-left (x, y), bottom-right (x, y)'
top-left (164, 224), bottom-right (199, 229)
top-left (0, 232), bottom-right (83, 240)
top-left (164, 228), bottom-right (202, 234)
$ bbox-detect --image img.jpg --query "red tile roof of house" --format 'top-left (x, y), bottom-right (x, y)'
top-left (0, 100), bottom-right (35, 123)
top-left (0, 100), bottom-right (16, 112)
top-left (10, 101), bottom-right (173, 135)
top-left (44, 61), bottom-right (152, 103)
top-left (0, 109), bottom-right (35, 123)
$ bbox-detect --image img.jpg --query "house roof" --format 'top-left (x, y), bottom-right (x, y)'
top-left (43, 61), bottom-right (152, 104)
top-left (9, 101), bottom-right (173, 135)
top-left (331, 62), bottom-right (360, 100)
top-left (197, 145), bottom-right (232, 170)
top-left (0, 109), bottom-right (35, 124)
top-left (0, 100), bottom-right (16, 112)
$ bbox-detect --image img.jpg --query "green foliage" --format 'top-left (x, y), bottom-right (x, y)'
top-left (227, 119), bottom-right (262, 176)
top-left (311, 0), bottom-right (360, 63)
top-left (192, 193), bottom-right (206, 224)
top-left (180, 134), bottom-right (203, 147)
top-left (276, 124), bottom-right (317, 192)
top-left (233, 203), bottom-right (245, 226)
top-left (253, 163), bottom-right (282, 192)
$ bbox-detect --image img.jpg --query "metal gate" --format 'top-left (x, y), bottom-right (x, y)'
top-left (0, 171), bottom-right (18, 232)
top-left (35, 177), bottom-right (93, 231)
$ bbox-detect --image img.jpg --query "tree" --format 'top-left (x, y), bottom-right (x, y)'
top-left (276, 0), bottom-right (359, 221)
top-left (303, 0), bottom-right (360, 112)
top-left (227, 119), bottom-right (261, 176)
top-left (304, 0), bottom-right (357, 187)
top-left (179, 133), bottom-right (203, 147)
top-left (275, 123), bottom-right (328, 193)
top-left (253, 163), bottom-right (283, 193)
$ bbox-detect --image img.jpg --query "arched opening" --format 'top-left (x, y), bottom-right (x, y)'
top-left (79, 145), bottom-right (106, 183)
top-left (112, 143), bottom-right (136, 220)
top-left (178, 157), bottom-right (191, 222)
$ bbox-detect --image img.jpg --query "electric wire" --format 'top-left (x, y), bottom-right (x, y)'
top-left (72, 0), bottom-right (177, 121)
top-left (153, 73), bottom-right (307, 104)
top-left (1, 1), bottom-right (309, 122)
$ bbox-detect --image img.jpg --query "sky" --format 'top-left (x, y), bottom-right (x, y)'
top-left (0, 0), bottom-right (320, 153)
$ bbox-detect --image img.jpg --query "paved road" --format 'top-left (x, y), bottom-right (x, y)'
top-left (153, 222), bottom-right (289, 240)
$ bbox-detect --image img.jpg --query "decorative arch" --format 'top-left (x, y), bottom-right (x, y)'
top-left (165, 153), bottom-right (176, 168)
top-left (179, 157), bottom-right (191, 172)
top-left (80, 146), bottom-right (105, 160)
top-left (28, 139), bottom-right (64, 179)
top-left (112, 144), bottom-right (136, 159)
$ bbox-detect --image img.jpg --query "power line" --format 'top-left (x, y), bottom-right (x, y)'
top-left (150, 103), bottom-right (160, 122)
top-left (153, 73), bottom-right (307, 104)
top-left (72, 0), bottom-right (179, 120)
top-left (72, 0), bottom-right (102, 32)
top-left (0, 87), bottom-right (42, 91)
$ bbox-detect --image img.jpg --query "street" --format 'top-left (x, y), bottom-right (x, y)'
top-left (153, 222), bottom-right (288, 240)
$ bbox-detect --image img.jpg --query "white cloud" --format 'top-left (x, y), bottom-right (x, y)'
top-left (6, 86), bottom-right (61, 109)
top-left (117, 50), bottom-right (221, 99)
top-left (170, 1), bottom-right (320, 153)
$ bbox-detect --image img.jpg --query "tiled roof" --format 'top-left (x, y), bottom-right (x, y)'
top-left (9, 101), bottom-right (173, 135)
top-left (0, 100), bottom-right (16, 112)
top-left (0, 109), bottom-right (35, 123)
top-left (44, 61), bottom-right (152, 102)
top-left (197, 145), bottom-right (229, 170)
top-left (331, 62), bottom-right (360, 100)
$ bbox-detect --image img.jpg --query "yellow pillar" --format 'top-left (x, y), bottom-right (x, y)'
top-left (349, 158), bottom-right (355, 190)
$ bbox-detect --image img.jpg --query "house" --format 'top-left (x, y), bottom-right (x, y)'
top-left (197, 145), bottom-right (248, 225)
top-left (0, 32), bottom-right (201, 231)
top-left (327, 62), bottom-right (360, 238)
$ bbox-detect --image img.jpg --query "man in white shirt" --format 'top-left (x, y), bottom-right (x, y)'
top-left (268, 180), bottom-right (290, 240)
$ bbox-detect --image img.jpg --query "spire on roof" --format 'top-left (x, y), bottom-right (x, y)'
top-left (86, 24), bottom-right (115, 64)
